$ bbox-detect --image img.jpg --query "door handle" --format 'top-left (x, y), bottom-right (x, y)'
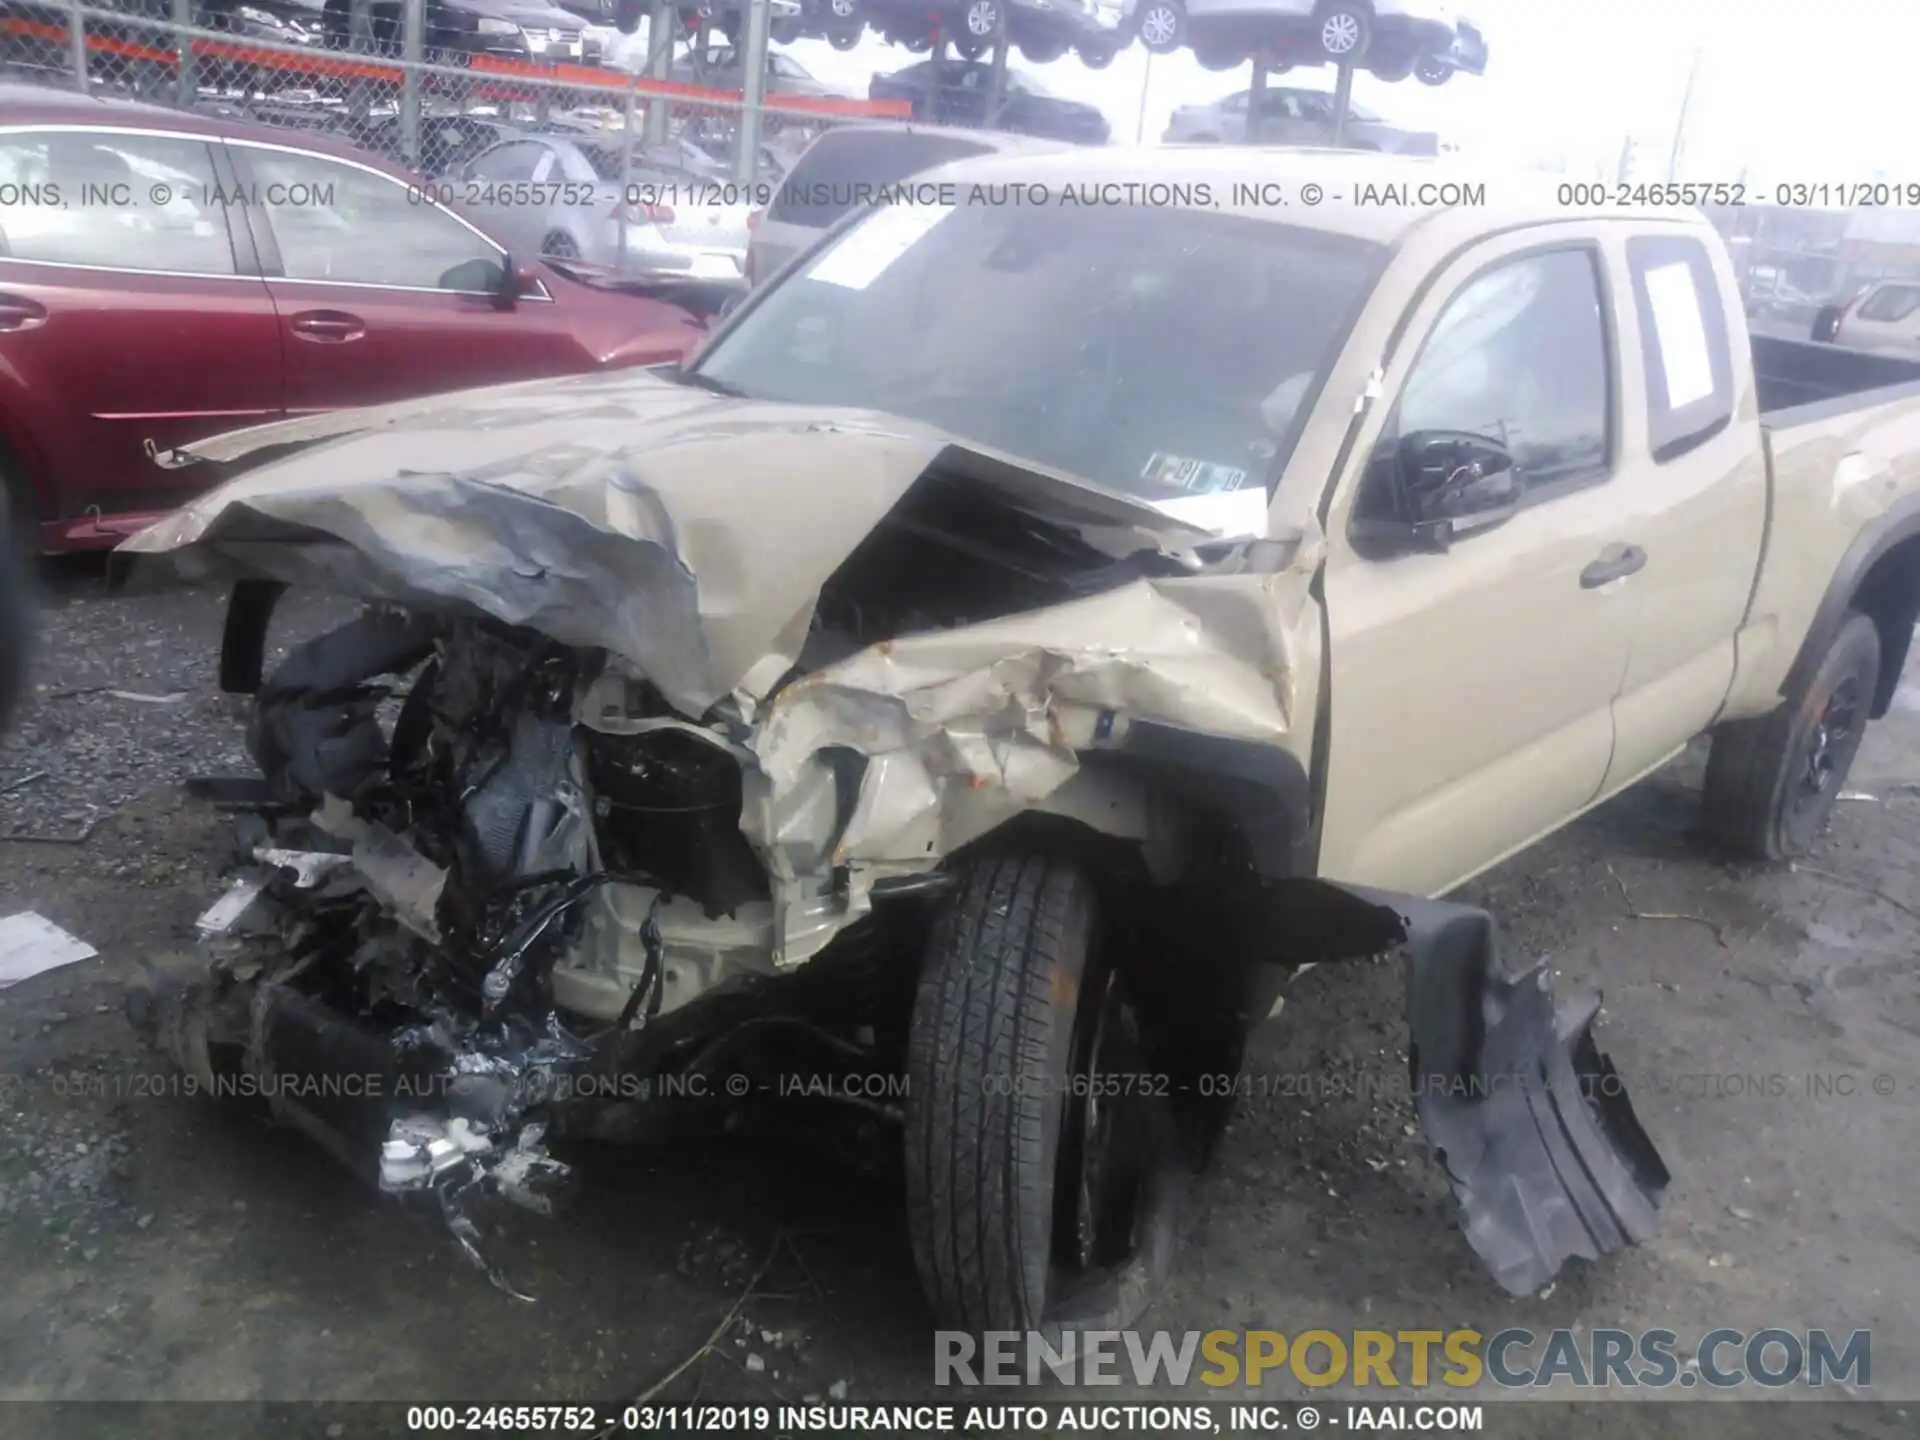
top-left (0, 295), bottom-right (49, 332)
top-left (290, 310), bottom-right (366, 342)
top-left (1580, 543), bottom-right (1647, 589)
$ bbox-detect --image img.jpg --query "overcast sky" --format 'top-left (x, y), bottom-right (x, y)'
top-left (751, 0), bottom-right (1918, 181)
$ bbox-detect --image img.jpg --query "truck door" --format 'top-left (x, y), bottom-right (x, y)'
top-left (1595, 228), bottom-right (1768, 792)
top-left (1315, 230), bottom-right (1637, 897)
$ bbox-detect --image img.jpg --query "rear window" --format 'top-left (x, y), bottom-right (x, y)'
top-left (766, 130), bottom-right (996, 228)
top-left (1626, 234), bottom-right (1734, 462)
top-left (1856, 284), bottom-right (1920, 323)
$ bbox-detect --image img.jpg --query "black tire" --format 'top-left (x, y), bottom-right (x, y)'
top-left (0, 498), bottom-right (30, 741)
top-left (1018, 37), bottom-right (1066, 63)
top-left (1702, 611), bottom-right (1880, 861)
top-left (770, 17), bottom-right (800, 42)
top-left (1192, 41), bottom-right (1243, 70)
top-left (905, 856), bottom-right (1184, 1337)
top-left (1076, 38), bottom-right (1118, 68)
top-left (1368, 46), bottom-right (1415, 81)
top-left (827, 22), bottom-right (860, 48)
top-left (1134, 0), bottom-right (1182, 53)
top-left (1314, 0), bottom-right (1370, 61)
top-left (1414, 53), bottom-right (1453, 84)
top-left (955, 37), bottom-right (986, 58)
top-left (1812, 304), bottom-right (1843, 343)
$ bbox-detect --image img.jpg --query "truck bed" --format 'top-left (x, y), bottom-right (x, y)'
top-left (1753, 332), bottom-right (1920, 419)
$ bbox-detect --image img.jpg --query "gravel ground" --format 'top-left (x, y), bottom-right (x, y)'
top-left (0, 563), bottom-right (1915, 1439)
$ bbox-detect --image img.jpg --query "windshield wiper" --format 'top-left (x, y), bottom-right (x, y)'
top-left (678, 369), bottom-right (748, 398)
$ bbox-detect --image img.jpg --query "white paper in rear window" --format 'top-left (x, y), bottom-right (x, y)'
top-left (1643, 260), bottom-right (1716, 409)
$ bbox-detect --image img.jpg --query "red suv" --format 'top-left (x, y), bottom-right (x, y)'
top-left (0, 85), bottom-right (712, 550)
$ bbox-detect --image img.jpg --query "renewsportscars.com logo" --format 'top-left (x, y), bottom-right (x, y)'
top-left (934, 1328), bottom-right (1872, 1390)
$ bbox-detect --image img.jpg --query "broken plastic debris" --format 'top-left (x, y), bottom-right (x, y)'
top-left (254, 847), bottom-right (353, 889)
top-left (195, 879), bottom-right (266, 938)
top-left (107, 689), bottom-right (190, 705)
top-left (0, 912), bottom-right (99, 989)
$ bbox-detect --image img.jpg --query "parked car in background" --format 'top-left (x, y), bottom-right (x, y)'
top-left (744, 122), bottom-right (1069, 285)
top-left (870, 60), bottom-right (1109, 144)
top-left (1819, 280), bottom-right (1920, 356)
top-left (0, 85), bottom-right (707, 550)
top-left (672, 41), bottom-right (852, 99)
top-left (1163, 86), bottom-right (1438, 152)
top-left (456, 133), bottom-right (752, 277)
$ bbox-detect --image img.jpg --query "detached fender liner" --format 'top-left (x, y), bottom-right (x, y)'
top-left (1395, 895), bottom-right (1671, 1295)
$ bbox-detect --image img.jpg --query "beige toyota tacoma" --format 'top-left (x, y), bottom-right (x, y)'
top-left (122, 148), bottom-right (1920, 1336)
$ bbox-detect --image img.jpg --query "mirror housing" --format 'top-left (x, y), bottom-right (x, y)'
top-left (1350, 429), bottom-right (1521, 558)
top-left (494, 254), bottom-right (539, 308)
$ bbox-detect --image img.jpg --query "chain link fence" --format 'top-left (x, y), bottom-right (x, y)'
top-left (1, 0), bottom-right (910, 184)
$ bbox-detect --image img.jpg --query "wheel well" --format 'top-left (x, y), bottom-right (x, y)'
top-left (1853, 534), bottom-right (1920, 717)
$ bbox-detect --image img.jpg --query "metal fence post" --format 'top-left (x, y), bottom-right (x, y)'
top-left (172, 0), bottom-right (195, 104)
top-left (735, 0), bottom-right (769, 185)
top-left (400, 0), bottom-right (425, 170)
top-left (66, 0), bottom-right (87, 93)
top-left (643, 0), bottom-right (674, 146)
top-left (618, 76), bottom-right (639, 271)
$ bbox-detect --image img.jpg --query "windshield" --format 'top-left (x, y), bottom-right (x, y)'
top-left (690, 198), bottom-right (1383, 504)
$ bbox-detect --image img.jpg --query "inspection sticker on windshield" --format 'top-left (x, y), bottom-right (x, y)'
top-left (1143, 453), bottom-right (1250, 494)
top-left (808, 202), bottom-right (956, 291)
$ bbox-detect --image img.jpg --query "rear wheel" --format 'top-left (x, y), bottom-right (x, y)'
top-left (826, 22), bottom-right (860, 48)
top-left (1192, 39), bottom-right (1244, 70)
top-left (1314, 0), bottom-right (1371, 61)
top-left (1414, 53), bottom-right (1453, 84)
top-left (1019, 35), bottom-right (1066, 62)
top-left (1702, 610), bottom-right (1880, 860)
top-left (905, 857), bottom-right (1184, 1337)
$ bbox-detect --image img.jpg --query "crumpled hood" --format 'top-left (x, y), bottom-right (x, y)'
top-left (123, 368), bottom-right (1213, 718)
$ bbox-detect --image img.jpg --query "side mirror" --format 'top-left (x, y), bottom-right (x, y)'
top-left (1351, 429), bottom-right (1520, 557)
top-left (495, 254), bottom-right (539, 307)
top-left (1398, 429), bottom-right (1520, 545)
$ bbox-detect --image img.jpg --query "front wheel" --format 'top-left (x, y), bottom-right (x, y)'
top-left (826, 21), bottom-right (860, 48)
top-left (1701, 610), bottom-right (1881, 860)
top-left (1134, 0), bottom-right (1183, 54)
top-left (905, 857), bottom-right (1184, 1336)
top-left (1414, 53), bottom-right (1453, 84)
top-left (1076, 38), bottom-right (1118, 68)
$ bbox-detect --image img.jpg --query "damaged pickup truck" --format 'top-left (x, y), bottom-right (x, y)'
top-left (119, 149), bottom-right (1920, 1332)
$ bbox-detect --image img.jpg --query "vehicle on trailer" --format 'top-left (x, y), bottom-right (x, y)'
top-left (455, 133), bottom-right (752, 276)
top-left (1130, 0), bottom-right (1462, 72)
top-left (0, 86), bottom-right (709, 551)
top-left (869, 58), bottom-right (1110, 143)
top-left (319, 0), bottom-right (598, 65)
top-left (122, 147), bottom-right (1920, 1336)
top-left (1163, 85), bottom-right (1437, 151)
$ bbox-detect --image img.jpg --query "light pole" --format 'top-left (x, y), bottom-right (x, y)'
top-left (1134, 50), bottom-right (1153, 144)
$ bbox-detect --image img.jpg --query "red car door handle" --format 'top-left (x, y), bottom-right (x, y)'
top-left (290, 310), bottom-right (366, 342)
top-left (0, 295), bottom-right (49, 331)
